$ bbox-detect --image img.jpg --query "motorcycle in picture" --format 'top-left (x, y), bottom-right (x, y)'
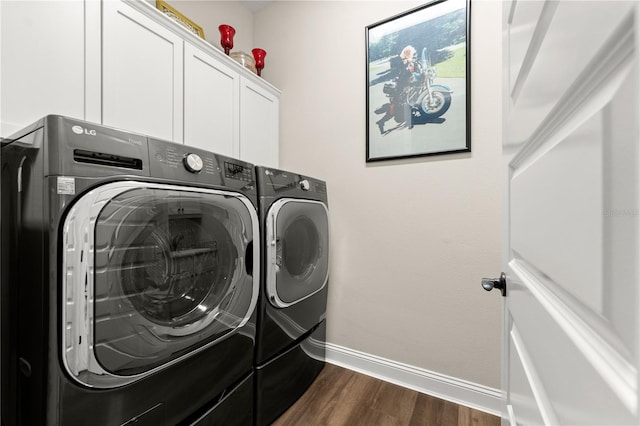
top-left (375, 48), bottom-right (453, 134)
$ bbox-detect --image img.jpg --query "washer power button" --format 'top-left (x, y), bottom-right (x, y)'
top-left (184, 153), bottom-right (203, 173)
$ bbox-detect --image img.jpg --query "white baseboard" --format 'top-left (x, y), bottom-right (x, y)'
top-left (325, 343), bottom-right (503, 417)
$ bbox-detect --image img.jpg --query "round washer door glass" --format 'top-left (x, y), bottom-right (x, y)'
top-left (267, 199), bottom-right (329, 307)
top-left (61, 182), bottom-right (258, 387)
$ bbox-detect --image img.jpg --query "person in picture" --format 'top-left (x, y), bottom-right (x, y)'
top-left (374, 45), bottom-right (423, 134)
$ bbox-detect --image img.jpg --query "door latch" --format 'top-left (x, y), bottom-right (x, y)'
top-left (481, 272), bottom-right (507, 297)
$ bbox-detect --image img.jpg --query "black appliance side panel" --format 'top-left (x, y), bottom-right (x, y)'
top-left (254, 320), bottom-right (326, 426)
top-left (1, 135), bottom-right (48, 426)
top-left (1, 145), bottom-right (20, 425)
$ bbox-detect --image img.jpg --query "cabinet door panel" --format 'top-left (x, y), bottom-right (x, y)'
top-left (102, 1), bottom-right (183, 141)
top-left (184, 43), bottom-right (239, 157)
top-left (240, 78), bottom-right (279, 167)
top-left (0, 1), bottom-right (84, 137)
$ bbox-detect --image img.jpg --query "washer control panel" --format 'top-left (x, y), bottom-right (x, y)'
top-left (147, 138), bottom-right (255, 190)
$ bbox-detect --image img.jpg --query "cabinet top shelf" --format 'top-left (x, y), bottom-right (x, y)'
top-left (124, 0), bottom-right (281, 96)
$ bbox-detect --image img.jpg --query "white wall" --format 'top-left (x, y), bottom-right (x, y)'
top-left (254, 1), bottom-right (503, 389)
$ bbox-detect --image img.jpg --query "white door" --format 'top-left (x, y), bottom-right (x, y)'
top-left (499, 1), bottom-right (639, 424)
top-left (184, 43), bottom-right (240, 157)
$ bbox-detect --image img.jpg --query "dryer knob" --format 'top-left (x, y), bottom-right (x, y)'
top-left (184, 153), bottom-right (203, 173)
top-left (300, 179), bottom-right (311, 191)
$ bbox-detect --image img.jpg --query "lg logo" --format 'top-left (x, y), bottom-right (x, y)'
top-left (71, 125), bottom-right (97, 136)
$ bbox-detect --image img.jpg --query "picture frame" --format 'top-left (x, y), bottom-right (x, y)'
top-left (366, 0), bottom-right (470, 162)
top-left (156, 0), bottom-right (205, 39)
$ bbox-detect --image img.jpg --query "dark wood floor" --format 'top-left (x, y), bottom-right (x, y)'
top-left (273, 364), bottom-right (501, 426)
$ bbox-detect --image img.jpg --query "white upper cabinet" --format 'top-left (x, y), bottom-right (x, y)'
top-left (0, 1), bottom-right (85, 137)
top-left (107, 0), bottom-right (280, 166)
top-left (239, 77), bottom-right (279, 168)
top-left (184, 43), bottom-right (239, 158)
top-left (1, 0), bottom-right (280, 167)
top-left (101, 0), bottom-right (183, 142)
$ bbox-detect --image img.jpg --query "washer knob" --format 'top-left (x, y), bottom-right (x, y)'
top-left (184, 153), bottom-right (203, 173)
top-left (300, 179), bottom-right (310, 191)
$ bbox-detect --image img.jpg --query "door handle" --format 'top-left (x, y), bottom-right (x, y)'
top-left (481, 272), bottom-right (507, 297)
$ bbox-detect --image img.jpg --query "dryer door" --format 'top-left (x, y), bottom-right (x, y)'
top-left (61, 181), bottom-right (259, 388)
top-left (266, 199), bottom-right (329, 308)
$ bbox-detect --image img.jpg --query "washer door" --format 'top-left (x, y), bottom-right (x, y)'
top-left (266, 199), bottom-right (329, 308)
top-left (61, 181), bottom-right (259, 388)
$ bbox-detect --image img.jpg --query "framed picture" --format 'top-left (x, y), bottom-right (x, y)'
top-left (156, 0), bottom-right (205, 39)
top-left (366, 0), bottom-right (470, 162)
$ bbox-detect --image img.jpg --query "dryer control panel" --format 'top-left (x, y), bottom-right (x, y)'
top-left (257, 166), bottom-right (327, 200)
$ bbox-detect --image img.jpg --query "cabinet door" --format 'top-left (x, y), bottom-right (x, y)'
top-left (102, 1), bottom-right (183, 141)
top-left (0, 1), bottom-right (85, 137)
top-left (239, 77), bottom-right (279, 167)
top-left (184, 43), bottom-right (239, 157)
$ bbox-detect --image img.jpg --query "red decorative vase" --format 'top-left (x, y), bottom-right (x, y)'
top-left (218, 25), bottom-right (235, 55)
top-left (252, 48), bottom-right (267, 76)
